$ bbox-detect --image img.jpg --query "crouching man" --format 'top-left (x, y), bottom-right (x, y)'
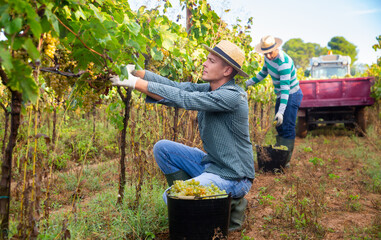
top-left (110, 40), bottom-right (255, 231)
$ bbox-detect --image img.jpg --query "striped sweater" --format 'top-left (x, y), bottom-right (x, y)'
top-left (246, 50), bottom-right (300, 115)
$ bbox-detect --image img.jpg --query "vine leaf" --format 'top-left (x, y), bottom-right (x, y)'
top-left (7, 60), bottom-right (38, 103)
top-left (24, 4), bottom-right (42, 37)
top-left (0, 47), bottom-right (13, 71)
top-left (23, 38), bottom-right (40, 60)
top-left (5, 17), bottom-right (23, 35)
top-left (151, 47), bottom-right (163, 61)
top-left (44, 4), bottom-right (60, 35)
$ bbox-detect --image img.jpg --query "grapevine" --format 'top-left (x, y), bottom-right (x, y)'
top-left (169, 179), bottom-right (227, 199)
top-left (0, 0), bottom-right (256, 237)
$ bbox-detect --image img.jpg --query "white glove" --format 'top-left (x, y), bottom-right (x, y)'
top-left (125, 64), bottom-right (136, 74)
top-left (109, 64), bottom-right (138, 88)
top-left (274, 112), bottom-right (284, 126)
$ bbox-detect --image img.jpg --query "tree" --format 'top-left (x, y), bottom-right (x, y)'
top-left (282, 38), bottom-right (328, 72)
top-left (372, 35), bottom-right (381, 66)
top-left (328, 36), bottom-right (358, 65)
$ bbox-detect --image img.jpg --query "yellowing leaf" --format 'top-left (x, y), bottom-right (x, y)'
top-left (161, 32), bottom-right (177, 51)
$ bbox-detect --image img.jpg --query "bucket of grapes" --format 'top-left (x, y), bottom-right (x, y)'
top-left (256, 145), bottom-right (290, 172)
top-left (167, 179), bottom-right (231, 240)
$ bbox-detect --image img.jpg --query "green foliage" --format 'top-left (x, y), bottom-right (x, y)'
top-left (372, 35), bottom-right (381, 52)
top-left (0, 0), bottom-right (44, 102)
top-left (247, 78), bottom-right (275, 104)
top-left (309, 157), bottom-right (324, 166)
top-left (328, 36), bottom-right (358, 65)
top-left (346, 194), bottom-right (362, 211)
top-left (283, 38), bottom-right (328, 70)
top-left (283, 36), bottom-right (359, 77)
top-left (303, 146), bottom-right (313, 152)
top-left (328, 173), bottom-right (340, 180)
top-left (366, 35), bottom-right (381, 102)
top-left (106, 100), bottom-right (125, 130)
top-left (5, 60), bottom-right (39, 103)
top-left (52, 152), bottom-right (70, 170)
top-left (258, 194), bottom-right (275, 205)
top-left (369, 65), bottom-right (381, 102)
top-left (1, 0), bottom-right (260, 113)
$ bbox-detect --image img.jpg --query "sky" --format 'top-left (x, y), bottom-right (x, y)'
top-left (130, 0), bottom-right (381, 66)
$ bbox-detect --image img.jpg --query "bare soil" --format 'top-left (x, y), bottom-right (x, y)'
top-left (227, 134), bottom-right (381, 240)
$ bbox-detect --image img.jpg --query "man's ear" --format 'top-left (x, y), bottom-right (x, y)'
top-left (223, 65), bottom-right (234, 77)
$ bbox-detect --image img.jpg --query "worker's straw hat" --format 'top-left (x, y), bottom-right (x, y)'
top-left (203, 40), bottom-right (249, 78)
top-left (255, 35), bottom-right (283, 54)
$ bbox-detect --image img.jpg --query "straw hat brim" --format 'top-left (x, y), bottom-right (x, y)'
top-left (203, 44), bottom-right (249, 78)
top-left (255, 37), bottom-right (283, 54)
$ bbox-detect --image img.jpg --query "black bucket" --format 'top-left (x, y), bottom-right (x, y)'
top-left (256, 145), bottom-right (290, 172)
top-left (167, 193), bottom-right (231, 240)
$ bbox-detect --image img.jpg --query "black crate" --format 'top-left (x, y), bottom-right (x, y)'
top-left (256, 145), bottom-right (290, 172)
top-left (167, 193), bottom-right (231, 240)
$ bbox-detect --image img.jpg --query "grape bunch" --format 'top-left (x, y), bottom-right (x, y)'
top-left (42, 49), bottom-right (76, 99)
top-left (43, 31), bottom-right (59, 59)
top-left (47, 74), bottom-right (69, 99)
top-left (169, 179), bottom-right (227, 199)
top-left (272, 145), bottom-right (288, 151)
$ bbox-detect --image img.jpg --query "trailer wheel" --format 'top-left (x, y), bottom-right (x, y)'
top-left (355, 107), bottom-right (366, 136)
top-left (297, 116), bottom-right (308, 138)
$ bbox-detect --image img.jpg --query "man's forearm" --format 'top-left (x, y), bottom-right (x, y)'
top-left (131, 69), bottom-right (164, 101)
top-left (132, 70), bottom-right (145, 79)
top-left (134, 78), bottom-right (164, 101)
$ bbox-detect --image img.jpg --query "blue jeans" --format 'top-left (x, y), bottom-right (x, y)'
top-left (275, 88), bottom-right (303, 139)
top-left (153, 140), bottom-right (253, 203)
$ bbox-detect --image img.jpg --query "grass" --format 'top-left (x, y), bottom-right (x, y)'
top-left (36, 178), bottom-right (168, 239)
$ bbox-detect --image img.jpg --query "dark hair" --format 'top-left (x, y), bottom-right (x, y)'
top-left (220, 56), bottom-right (239, 79)
top-left (229, 68), bottom-right (238, 79)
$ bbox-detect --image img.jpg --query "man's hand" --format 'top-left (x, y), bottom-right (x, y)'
top-left (274, 112), bottom-right (283, 126)
top-left (109, 64), bottom-right (138, 88)
top-left (125, 64), bottom-right (136, 75)
top-left (245, 80), bottom-right (253, 89)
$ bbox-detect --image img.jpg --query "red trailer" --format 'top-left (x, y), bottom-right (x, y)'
top-left (297, 76), bottom-right (375, 138)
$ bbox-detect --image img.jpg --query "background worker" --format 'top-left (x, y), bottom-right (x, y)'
top-left (246, 35), bottom-right (303, 165)
top-left (110, 40), bottom-right (255, 231)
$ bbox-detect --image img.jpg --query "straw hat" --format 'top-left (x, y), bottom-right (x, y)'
top-left (203, 40), bottom-right (249, 78)
top-left (255, 35), bottom-right (283, 54)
